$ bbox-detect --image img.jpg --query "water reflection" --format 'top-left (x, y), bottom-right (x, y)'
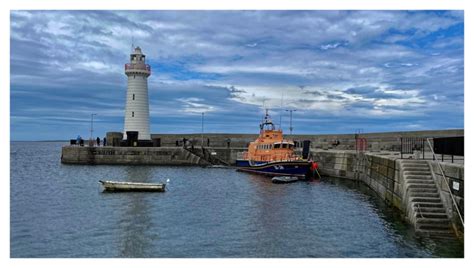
top-left (117, 166), bottom-right (155, 257)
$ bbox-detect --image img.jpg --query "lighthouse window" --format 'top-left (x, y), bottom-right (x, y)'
top-left (132, 111), bottom-right (134, 117)
top-left (132, 94), bottom-right (135, 100)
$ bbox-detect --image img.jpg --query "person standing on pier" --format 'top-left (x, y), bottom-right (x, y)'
top-left (96, 137), bottom-right (100, 147)
top-left (103, 137), bottom-right (107, 147)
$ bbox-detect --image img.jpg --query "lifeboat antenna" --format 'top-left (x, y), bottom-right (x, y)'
top-left (279, 93), bottom-right (283, 130)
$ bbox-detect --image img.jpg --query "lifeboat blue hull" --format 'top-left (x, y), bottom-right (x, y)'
top-left (235, 160), bottom-right (310, 177)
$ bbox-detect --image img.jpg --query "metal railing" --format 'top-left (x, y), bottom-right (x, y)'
top-left (416, 203), bottom-right (424, 219)
top-left (237, 150), bottom-right (305, 162)
top-left (125, 63), bottom-right (151, 72)
top-left (400, 137), bottom-right (425, 159)
top-left (426, 138), bottom-right (464, 227)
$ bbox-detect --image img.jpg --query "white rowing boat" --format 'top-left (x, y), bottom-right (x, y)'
top-left (99, 180), bottom-right (166, 192)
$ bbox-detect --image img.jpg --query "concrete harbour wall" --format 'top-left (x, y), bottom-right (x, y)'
top-left (151, 129), bottom-right (463, 150)
top-left (61, 146), bottom-right (247, 165)
top-left (313, 149), bottom-right (464, 236)
top-left (61, 146), bottom-right (208, 165)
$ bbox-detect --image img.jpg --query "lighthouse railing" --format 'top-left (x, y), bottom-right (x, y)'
top-left (125, 63), bottom-right (151, 72)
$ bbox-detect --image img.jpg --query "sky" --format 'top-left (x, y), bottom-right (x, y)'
top-left (10, 10), bottom-right (464, 141)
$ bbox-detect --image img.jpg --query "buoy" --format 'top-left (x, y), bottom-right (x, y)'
top-left (310, 161), bottom-right (321, 179)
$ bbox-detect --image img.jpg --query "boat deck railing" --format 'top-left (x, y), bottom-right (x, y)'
top-left (237, 151), bottom-right (302, 162)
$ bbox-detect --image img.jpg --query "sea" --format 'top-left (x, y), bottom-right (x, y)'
top-left (10, 142), bottom-right (463, 258)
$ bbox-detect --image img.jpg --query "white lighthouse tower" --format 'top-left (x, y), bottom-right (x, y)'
top-left (123, 46), bottom-right (151, 140)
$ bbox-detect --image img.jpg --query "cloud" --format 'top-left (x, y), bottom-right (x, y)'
top-left (10, 10), bottom-right (464, 140)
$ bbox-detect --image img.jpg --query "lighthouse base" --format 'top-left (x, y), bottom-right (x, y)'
top-left (120, 139), bottom-right (154, 147)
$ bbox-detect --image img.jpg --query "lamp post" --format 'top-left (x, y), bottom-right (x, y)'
top-left (90, 113), bottom-right (97, 141)
top-left (285, 109), bottom-right (296, 136)
top-left (201, 112), bottom-right (204, 147)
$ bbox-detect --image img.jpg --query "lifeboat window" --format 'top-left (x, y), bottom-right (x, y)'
top-left (274, 144), bottom-right (280, 149)
top-left (282, 144), bottom-right (288, 149)
top-left (289, 144), bottom-right (294, 149)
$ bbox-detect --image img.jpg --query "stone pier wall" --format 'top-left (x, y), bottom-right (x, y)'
top-left (61, 146), bottom-right (247, 165)
top-left (61, 146), bottom-right (208, 165)
top-left (313, 149), bottom-right (464, 235)
top-left (151, 129), bottom-right (463, 151)
top-left (313, 150), bottom-right (403, 209)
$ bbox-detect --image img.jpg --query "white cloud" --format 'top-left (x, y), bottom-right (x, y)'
top-left (10, 10), bottom-right (464, 136)
top-left (177, 97), bottom-right (216, 114)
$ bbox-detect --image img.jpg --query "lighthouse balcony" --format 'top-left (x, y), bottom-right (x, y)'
top-left (125, 63), bottom-right (151, 75)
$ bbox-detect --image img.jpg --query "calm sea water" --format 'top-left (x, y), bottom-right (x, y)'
top-left (10, 142), bottom-right (463, 258)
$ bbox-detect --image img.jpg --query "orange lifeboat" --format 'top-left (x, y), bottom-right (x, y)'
top-left (236, 110), bottom-right (314, 177)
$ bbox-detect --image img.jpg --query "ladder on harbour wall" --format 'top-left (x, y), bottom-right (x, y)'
top-left (354, 137), bottom-right (368, 180)
top-left (184, 147), bottom-right (230, 166)
top-left (400, 160), bottom-right (456, 238)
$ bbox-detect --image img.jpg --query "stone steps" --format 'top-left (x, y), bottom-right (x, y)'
top-left (402, 162), bottom-right (428, 166)
top-left (400, 159), bottom-right (455, 238)
top-left (415, 212), bottom-right (448, 219)
top-left (417, 229), bottom-right (455, 237)
top-left (406, 179), bottom-right (436, 184)
top-left (411, 197), bottom-right (441, 203)
top-left (407, 184), bottom-right (437, 190)
top-left (400, 160), bottom-right (428, 164)
top-left (409, 188), bottom-right (438, 193)
top-left (405, 175), bottom-right (433, 180)
top-left (404, 171), bottom-right (432, 176)
top-left (403, 167), bottom-right (431, 172)
top-left (411, 192), bottom-right (440, 198)
top-left (415, 202), bottom-right (444, 208)
top-left (414, 207), bottom-right (446, 213)
top-left (418, 224), bottom-right (451, 231)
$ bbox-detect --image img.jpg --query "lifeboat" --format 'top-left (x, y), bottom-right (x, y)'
top-left (236, 109), bottom-right (313, 177)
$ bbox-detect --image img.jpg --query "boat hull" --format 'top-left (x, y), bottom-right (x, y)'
top-left (235, 160), bottom-right (310, 177)
top-left (99, 180), bottom-right (166, 192)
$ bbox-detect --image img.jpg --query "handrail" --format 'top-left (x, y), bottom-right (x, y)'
top-left (426, 138), bottom-right (464, 226)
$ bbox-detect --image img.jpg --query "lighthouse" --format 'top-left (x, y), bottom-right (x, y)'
top-left (123, 46), bottom-right (151, 141)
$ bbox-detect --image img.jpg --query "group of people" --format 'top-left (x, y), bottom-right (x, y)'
top-left (75, 135), bottom-right (107, 147)
top-left (175, 137), bottom-right (231, 148)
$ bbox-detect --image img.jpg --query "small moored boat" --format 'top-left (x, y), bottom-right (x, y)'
top-left (99, 180), bottom-right (166, 192)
